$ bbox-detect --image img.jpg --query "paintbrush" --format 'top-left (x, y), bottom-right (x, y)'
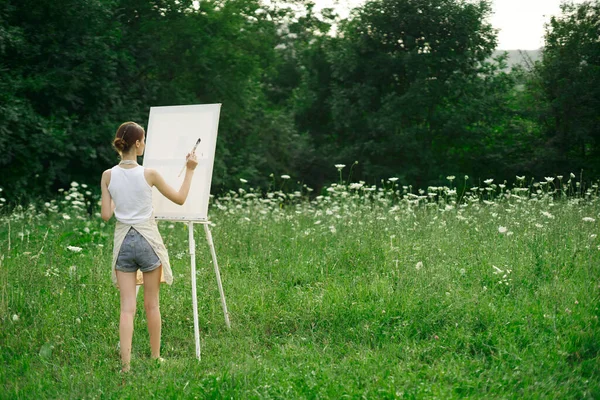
top-left (178, 138), bottom-right (201, 177)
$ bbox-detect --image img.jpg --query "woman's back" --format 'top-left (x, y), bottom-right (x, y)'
top-left (108, 165), bottom-right (153, 225)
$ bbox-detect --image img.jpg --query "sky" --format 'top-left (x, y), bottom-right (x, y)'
top-left (311, 0), bottom-right (587, 50)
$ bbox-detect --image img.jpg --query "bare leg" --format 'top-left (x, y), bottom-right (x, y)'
top-left (116, 270), bottom-right (138, 372)
top-left (143, 265), bottom-right (162, 359)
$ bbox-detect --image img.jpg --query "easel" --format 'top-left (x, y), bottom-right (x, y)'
top-left (140, 102), bottom-right (226, 361)
top-left (184, 219), bottom-right (231, 360)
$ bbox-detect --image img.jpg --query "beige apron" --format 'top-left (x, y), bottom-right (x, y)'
top-left (111, 217), bottom-right (173, 287)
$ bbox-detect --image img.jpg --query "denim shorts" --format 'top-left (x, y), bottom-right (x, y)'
top-left (116, 228), bottom-right (161, 273)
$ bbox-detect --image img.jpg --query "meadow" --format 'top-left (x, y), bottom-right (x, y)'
top-left (1, 173), bottom-right (599, 399)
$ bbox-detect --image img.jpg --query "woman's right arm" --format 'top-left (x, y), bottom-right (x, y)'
top-left (146, 153), bottom-right (198, 205)
top-left (100, 170), bottom-right (115, 221)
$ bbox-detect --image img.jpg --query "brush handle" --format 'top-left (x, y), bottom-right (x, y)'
top-left (177, 164), bottom-right (187, 178)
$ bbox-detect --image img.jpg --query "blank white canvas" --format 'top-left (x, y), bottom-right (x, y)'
top-left (143, 104), bottom-right (221, 221)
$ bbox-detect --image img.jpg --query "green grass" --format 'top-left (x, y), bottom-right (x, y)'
top-left (1, 181), bottom-right (599, 398)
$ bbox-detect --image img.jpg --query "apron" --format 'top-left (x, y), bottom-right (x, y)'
top-left (111, 216), bottom-right (173, 288)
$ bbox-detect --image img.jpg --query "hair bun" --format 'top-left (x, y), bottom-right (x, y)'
top-left (113, 137), bottom-right (127, 152)
top-left (113, 121), bottom-right (144, 155)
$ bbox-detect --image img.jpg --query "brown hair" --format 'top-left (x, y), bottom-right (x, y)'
top-left (113, 122), bottom-right (145, 154)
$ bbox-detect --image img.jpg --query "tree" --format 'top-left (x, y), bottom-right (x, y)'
top-left (295, 0), bottom-right (499, 187)
top-left (0, 0), bottom-right (311, 200)
top-left (537, 0), bottom-right (600, 175)
top-left (0, 0), bottom-right (123, 199)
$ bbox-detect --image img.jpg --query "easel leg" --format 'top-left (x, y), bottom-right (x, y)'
top-left (203, 223), bottom-right (231, 329)
top-left (188, 222), bottom-right (201, 360)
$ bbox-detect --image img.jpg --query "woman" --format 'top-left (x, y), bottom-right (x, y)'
top-left (100, 121), bottom-right (198, 372)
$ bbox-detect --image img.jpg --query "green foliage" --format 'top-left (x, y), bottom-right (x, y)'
top-left (536, 0), bottom-right (600, 175)
top-left (0, 0), bottom-right (304, 199)
top-left (291, 0), bottom-right (508, 187)
top-left (0, 0), bottom-right (123, 199)
top-left (1, 0), bottom-right (599, 203)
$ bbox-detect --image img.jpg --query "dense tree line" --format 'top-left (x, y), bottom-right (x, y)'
top-left (0, 0), bottom-right (599, 201)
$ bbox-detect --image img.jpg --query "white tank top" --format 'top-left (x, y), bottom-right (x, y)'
top-left (108, 165), bottom-right (153, 225)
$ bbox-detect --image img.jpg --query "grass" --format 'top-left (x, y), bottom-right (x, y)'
top-left (1, 178), bottom-right (599, 398)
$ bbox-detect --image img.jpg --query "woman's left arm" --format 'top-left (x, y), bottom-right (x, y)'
top-left (100, 170), bottom-right (114, 222)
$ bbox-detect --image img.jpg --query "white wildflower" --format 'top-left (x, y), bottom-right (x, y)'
top-left (70, 181), bottom-right (79, 188)
top-left (62, 214), bottom-right (71, 220)
top-left (498, 226), bottom-right (508, 234)
top-left (44, 267), bottom-right (59, 277)
top-left (583, 217), bottom-right (595, 222)
top-left (329, 225), bottom-right (337, 234)
top-left (484, 179), bottom-right (494, 185)
top-left (545, 177), bottom-right (555, 183)
top-left (67, 246), bottom-right (82, 253)
top-left (516, 176), bottom-right (525, 181)
top-left (416, 261), bottom-right (423, 270)
top-left (281, 175), bottom-right (290, 180)
top-left (335, 164), bottom-right (346, 170)
top-left (388, 177), bottom-right (399, 182)
top-left (12, 314), bottom-right (19, 322)
top-left (541, 211), bottom-right (554, 219)
top-left (570, 173), bottom-right (576, 178)
top-left (446, 176), bottom-right (455, 181)
top-left (239, 178), bottom-right (248, 183)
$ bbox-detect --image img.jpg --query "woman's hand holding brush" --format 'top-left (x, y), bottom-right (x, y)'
top-left (186, 152), bottom-right (198, 171)
top-left (178, 138), bottom-right (201, 177)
